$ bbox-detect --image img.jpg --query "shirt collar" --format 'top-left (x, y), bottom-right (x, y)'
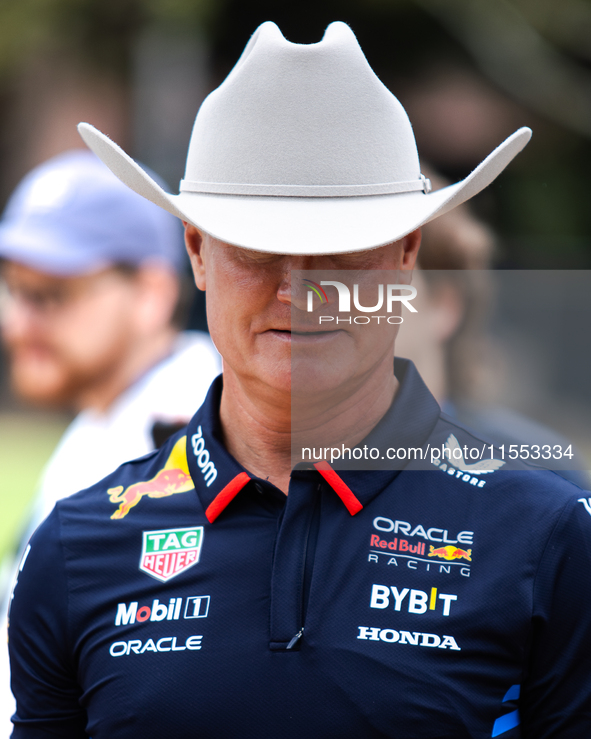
top-left (186, 376), bottom-right (251, 522)
top-left (186, 360), bottom-right (441, 522)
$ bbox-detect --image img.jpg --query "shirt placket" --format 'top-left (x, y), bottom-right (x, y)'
top-left (268, 472), bottom-right (321, 650)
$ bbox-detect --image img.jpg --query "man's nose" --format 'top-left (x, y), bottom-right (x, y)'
top-left (276, 257), bottom-right (324, 311)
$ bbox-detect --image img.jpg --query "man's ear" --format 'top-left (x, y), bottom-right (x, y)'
top-left (184, 223), bottom-right (207, 291)
top-left (401, 228), bottom-right (422, 272)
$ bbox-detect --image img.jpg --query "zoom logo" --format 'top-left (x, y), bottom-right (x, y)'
top-left (191, 426), bottom-right (217, 487)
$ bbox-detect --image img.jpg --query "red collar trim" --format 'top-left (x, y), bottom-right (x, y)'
top-left (205, 464), bottom-right (363, 522)
top-left (313, 461), bottom-right (363, 515)
top-left (206, 472), bottom-right (251, 523)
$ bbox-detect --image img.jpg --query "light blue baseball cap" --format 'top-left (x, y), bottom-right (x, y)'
top-left (0, 149), bottom-right (185, 275)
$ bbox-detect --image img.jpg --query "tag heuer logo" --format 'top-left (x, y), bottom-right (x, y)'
top-left (140, 527), bottom-right (203, 582)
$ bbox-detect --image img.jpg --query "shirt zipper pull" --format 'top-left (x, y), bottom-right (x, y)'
top-left (286, 627), bottom-right (304, 650)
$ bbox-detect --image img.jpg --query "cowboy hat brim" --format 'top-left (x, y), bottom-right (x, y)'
top-left (78, 123), bottom-right (531, 255)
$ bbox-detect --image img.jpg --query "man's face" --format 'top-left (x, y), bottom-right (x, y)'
top-left (0, 261), bottom-right (142, 409)
top-left (185, 228), bottom-right (420, 401)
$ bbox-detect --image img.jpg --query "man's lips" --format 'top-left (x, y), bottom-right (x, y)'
top-left (265, 328), bottom-right (345, 343)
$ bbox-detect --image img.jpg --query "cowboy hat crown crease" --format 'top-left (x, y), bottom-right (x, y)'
top-left (184, 21), bottom-right (422, 191)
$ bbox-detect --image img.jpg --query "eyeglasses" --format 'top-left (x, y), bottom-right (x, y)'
top-left (0, 268), bottom-right (133, 321)
top-left (0, 280), bottom-right (79, 316)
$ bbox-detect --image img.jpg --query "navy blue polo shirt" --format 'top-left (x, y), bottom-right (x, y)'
top-left (9, 361), bottom-right (591, 738)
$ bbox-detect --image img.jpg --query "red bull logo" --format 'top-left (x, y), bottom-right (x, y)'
top-left (428, 545), bottom-right (472, 562)
top-left (108, 436), bottom-right (194, 519)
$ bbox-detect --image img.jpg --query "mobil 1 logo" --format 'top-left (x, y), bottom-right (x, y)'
top-left (115, 595), bottom-right (210, 625)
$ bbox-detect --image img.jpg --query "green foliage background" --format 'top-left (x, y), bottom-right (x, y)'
top-left (0, 414), bottom-right (67, 559)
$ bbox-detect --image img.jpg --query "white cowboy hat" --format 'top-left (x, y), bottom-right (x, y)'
top-left (78, 21), bottom-right (531, 256)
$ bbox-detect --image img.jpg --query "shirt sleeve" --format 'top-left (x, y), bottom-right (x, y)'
top-left (8, 508), bottom-right (88, 738)
top-left (520, 494), bottom-right (591, 736)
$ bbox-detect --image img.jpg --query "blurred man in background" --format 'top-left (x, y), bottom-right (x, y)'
top-left (0, 150), bottom-right (220, 732)
top-left (0, 150), bottom-right (220, 533)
